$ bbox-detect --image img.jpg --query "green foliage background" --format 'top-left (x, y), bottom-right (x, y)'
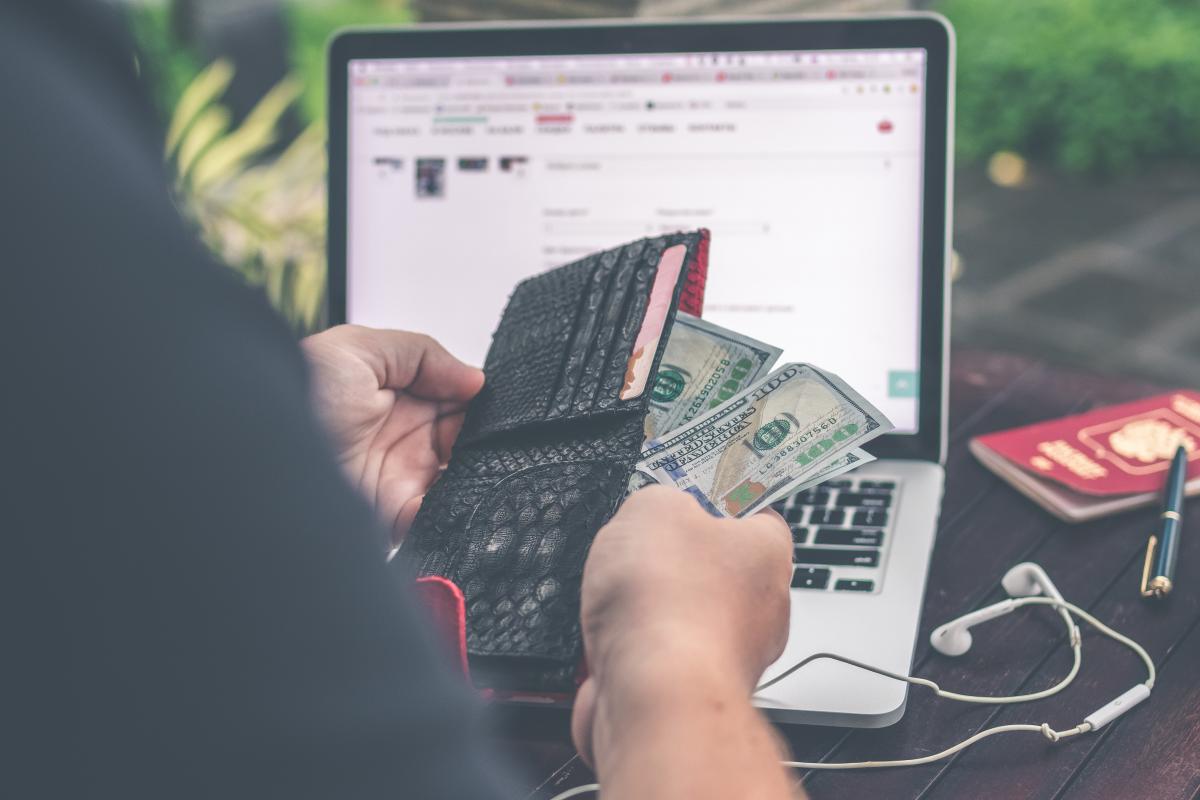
top-left (128, 6), bottom-right (201, 114)
top-left (129, 1), bottom-right (412, 335)
top-left (131, 0), bottom-right (1200, 177)
top-left (130, 0), bottom-right (412, 126)
top-left (127, 0), bottom-right (1200, 332)
top-left (940, 0), bottom-right (1200, 173)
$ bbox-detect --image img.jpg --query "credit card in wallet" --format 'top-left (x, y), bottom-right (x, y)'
top-left (620, 244), bottom-right (687, 399)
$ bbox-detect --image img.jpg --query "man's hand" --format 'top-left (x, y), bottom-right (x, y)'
top-left (302, 325), bottom-right (484, 545)
top-left (572, 486), bottom-right (798, 799)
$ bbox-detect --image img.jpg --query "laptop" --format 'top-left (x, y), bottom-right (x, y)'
top-left (327, 14), bottom-right (954, 727)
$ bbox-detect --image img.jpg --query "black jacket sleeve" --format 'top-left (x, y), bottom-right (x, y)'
top-left (4, 3), bottom-right (516, 797)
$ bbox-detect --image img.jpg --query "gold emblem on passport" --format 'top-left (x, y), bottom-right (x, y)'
top-left (1077, 394), bottom-right (1200, 476)
top-left (1109, 419), bottom-right (1194, 464)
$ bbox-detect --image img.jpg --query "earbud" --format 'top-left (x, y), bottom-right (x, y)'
top-left (1001, 562), bottom-right (1064, 602)
top-left (932, 563), bottom-right (1074, 657)
top-left (1002, 561), bottom-right (1079, 644)
top-left (930, 599), bottom-right (1015, 656)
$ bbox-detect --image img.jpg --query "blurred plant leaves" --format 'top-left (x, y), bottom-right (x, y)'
top-left (166, 62), bottom-right (326, 334)
top-left (165, 59), bottom-right (234, 157)
top-left (188, 77), bottom-right (303, 192)
top-left (175, 105), bottom-right (232, 180)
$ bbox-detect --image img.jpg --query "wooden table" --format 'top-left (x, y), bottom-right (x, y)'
top-left (491, 349), bottom-right (1200, 800)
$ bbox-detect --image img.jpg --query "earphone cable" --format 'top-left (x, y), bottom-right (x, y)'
top-left (548, 785), bottom-right (601, 800)
top-left (782, 722), bottom-right (1093, 770)
top-left (756, 595), bottom-right (1085, 704)
top-left (755, 596), bottom-right (1153, 699)
top-left (546, 595), bottom-right (1156, 797)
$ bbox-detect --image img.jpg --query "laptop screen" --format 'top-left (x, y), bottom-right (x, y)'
top-left (345, 48), bottom-right (928, 433)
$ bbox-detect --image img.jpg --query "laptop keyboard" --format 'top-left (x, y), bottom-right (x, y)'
top-left (771, 477), bottom-right (901, 595)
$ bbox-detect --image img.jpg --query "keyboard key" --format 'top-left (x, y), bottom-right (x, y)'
top-left (835, 579), bottom-right (875, 592)
top-left (808, 508), bottom-right (845, 526)
top-left (785, 506), bottom-right (807, 524)
top-left (790, 526), bottom-right (809, 545)
top-left (791, 567), bottom-right (831, 589)
top-left (836, 492), bottom-right (891, 508)
top-left (771, 499), bottom-right (790, 512)
top-left (795, 489), bottom-right (831, 506)
top-left (823, 479), bottom-right (853, 489)
top-left (858, 480), bottom-right (896, 490)
top-left (815, 527), bottom-right (883, 547)
top-left (853, 508), bottom-right (890, 527)
top-left (793, 548), bottom-right (880, 567)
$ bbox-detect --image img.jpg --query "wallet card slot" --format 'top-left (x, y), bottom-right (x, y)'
top-left (457, 231), bottom-right (703, 445)
top-left (458, 261), bottom-right (595, 441)
top-left (560, 240), bottom-right (652, 417)
top-left (547, 245), bottom-right (625, 419)
top-left (593, 243), bottom-right (662, 411)
top-left (592, 233), bottom-right (697, 414)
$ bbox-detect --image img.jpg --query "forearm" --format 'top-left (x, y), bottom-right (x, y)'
top-left (590, 645), bottom-right (800, 800)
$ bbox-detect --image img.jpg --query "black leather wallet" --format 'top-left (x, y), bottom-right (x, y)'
top-left (396, 230), bottom-right (710, 694)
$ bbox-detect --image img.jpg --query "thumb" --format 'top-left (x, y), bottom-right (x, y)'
top-left (739, 508), bottom-right (794, 576)
top-left (402, 335), bottom-right (486, 402)
top-left (345, 327), bottom-right (485, 402)
top-left (571, 677), bottom-right (599, 770)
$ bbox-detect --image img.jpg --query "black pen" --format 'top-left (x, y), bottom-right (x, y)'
top-left (1141, 444), bottom-right (1189, 599)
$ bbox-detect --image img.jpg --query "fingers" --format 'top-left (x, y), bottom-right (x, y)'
top-left (433, 408), bottom-right (467, 464)
top-left (571, 677), bottom-right (598, 769)
top-left (620, 484), bottom-right (704, 517)
top-left (737, 509), bottom-right (793, 584)
top-left (401, 334), bottom-right (486, 402)
top-left (337, 325), bottom-right (485, 401)
top-left (582, 484), bottom-right (795, 696)
top-left (740, 509), bottom-right (793, 660)
top-left (742, 507), bottom-right (793, 554)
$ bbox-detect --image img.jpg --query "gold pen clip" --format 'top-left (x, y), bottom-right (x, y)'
top-left (1140, 536), bottom-right (1158, 597)
top-left (1140, 535), bottom-right (1173, 598)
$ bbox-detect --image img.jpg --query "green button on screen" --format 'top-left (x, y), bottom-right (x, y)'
top-left (888, 370), bottom-right (919, 398)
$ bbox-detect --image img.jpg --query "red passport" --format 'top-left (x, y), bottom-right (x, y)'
top-left (970, 391), bottom-right (1200, 522)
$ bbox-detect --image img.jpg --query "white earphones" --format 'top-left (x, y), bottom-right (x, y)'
top-left (550, 563), bottom-right (1155, 798)
top-left (930, 562), bottom-right (1076, 657)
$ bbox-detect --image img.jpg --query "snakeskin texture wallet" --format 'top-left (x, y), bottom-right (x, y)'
top-left (396, 229), bottom-right (710, 695)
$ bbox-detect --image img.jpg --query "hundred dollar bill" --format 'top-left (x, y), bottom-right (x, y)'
top-left (638, 363), bottom-right (894, 517)
top-left (643, 313), bottom-right (782, 441)
top-left (774, 448), bottom-right (875, 501)
top-left (628, 447), bottom-right (874, 503)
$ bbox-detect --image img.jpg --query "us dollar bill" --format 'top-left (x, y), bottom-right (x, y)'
top-left (643, 313), bottom-right (782, 441)
top-left (775, 448), bottom-right (875, 500)
top-left (638, 363), bottom-right (894, 517)
top-left (628, 435), bottom-right (874, 504)
top-left (636, 449), bottom-right (876, 505)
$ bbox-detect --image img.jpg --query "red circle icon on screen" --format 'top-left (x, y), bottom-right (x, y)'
top-left (878, 119), bottom-right (894, 134)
